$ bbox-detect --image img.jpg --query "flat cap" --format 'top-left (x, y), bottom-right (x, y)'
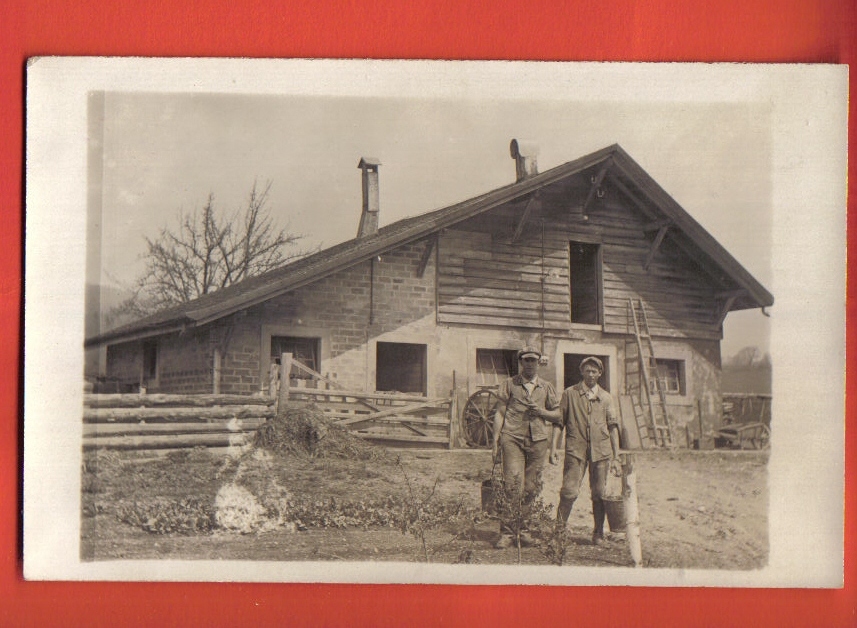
top-left (517, 346), bottom-right (542, 361)
top-left (579, 356), bottom-right (604, 372)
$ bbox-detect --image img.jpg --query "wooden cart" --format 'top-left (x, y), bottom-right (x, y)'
top-left (713, 422), bottom-right (771, 450)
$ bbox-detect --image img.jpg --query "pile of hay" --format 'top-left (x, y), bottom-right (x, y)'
top-left (255, 403), bottom-right (388, 461)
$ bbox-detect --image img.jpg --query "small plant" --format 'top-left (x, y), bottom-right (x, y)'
top-left (392, 456), bottom-right (482, 562)
top-left (533, 508), bottom-right (574, 566)
top-left (116, 498), bottom-right (216, 534)
top-left (487, 474), bottom-right (546, 563)
top-left (396, 455), bottom-right (439, 562)
top-left (483, 477), bottom-right (574, 564)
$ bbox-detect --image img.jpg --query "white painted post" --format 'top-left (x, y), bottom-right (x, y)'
top-left (623, 453), bottom-right (643, 568)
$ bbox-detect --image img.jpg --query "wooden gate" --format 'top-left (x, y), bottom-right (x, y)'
top-left (275, 353), bottom-right (456, 448)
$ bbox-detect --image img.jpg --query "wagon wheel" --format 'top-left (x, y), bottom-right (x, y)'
top-left (749, 424), bottom-right (771, 450)
top-left (463, 389), bottom-right (500, 448)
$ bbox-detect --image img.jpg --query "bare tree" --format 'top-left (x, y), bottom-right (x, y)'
top-left (108, 180), bottom-right (312, 325)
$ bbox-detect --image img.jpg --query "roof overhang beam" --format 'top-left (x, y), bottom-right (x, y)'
top-left (643, 218), bottom-right (673, 232)
top-left (607, 172), bottom-right (658, 221)
top-left (511, 193), bottom-right (541, 243)
top-left (416, 235), bottom-right (436, 278)
top-left (716, 294), bottom-right (740, 327)
top-left (644, 225), bottom-right (670, 271)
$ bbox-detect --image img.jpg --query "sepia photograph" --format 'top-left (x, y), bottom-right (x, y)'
top-left (23, 58), bottom-right (847, 586)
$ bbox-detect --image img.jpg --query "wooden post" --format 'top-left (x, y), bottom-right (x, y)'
top-left (277, 352), bottom-right (292, 416)
top-left (697, 398), bottom-right (705, 449)
top-left (622, 453), bottom-right (643, 568)
top-left (213, 347), bottom-right (221, 395)
top-left (447, 370), bottom-right (458, 449)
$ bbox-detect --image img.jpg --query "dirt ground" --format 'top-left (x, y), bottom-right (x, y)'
top-left (81, 437), bottom-right (768, 570)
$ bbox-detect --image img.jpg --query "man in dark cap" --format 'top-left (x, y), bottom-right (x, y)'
top-left (491, 346), bottom-right (561, 549)
top-left (550, 356), bottom-right (622, 546)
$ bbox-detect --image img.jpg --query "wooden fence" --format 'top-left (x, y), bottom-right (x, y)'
top-left (83, 393), bottom-right (275, 451)
top-left (275, 353), bottom-right (458, 448)
top-left (83, 353), bottom-right (458, 452)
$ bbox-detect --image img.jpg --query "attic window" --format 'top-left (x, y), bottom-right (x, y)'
top-left (569, 241), bottom-right (601, 325)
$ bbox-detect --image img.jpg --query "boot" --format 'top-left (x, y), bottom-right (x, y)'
top-left (556, 497), bottom-right (576, 527)
top-left (592, 498), bottom-right (605, 545)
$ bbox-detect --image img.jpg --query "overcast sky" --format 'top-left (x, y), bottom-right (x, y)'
top-left (96, 91), bottom-right (772, 358)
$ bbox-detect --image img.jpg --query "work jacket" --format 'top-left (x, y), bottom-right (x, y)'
top-left (561, 381), bottom-right (618, 462)
top-left (496, 374), bottom-right (559, 442)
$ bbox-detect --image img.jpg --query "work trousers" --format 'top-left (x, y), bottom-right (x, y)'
top-left (499, 432), bottom-right (549, 534)
top-left (557, 454), bottom-right (610, 534)
top-left (500, 432), bottom-right (549, 501)
top-left (560, 454), bottom-right (610, 503)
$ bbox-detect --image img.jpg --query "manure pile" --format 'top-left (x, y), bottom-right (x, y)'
top-left (255, 403), bottom-right (389, 461)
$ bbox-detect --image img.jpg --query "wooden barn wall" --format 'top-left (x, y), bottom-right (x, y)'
top-left (437, 196), bottom-right (722, 340)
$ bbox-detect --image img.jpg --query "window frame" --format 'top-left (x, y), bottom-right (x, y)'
top-left (475, 348), bottom-right (519, 385)
top-left (649, 358), bottom-right (686, 396)
top-left (270, 335), bottom-right (322, 380)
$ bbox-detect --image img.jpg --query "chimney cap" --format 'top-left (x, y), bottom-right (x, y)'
top-left (358, 157), bottom-right (381, 169)
top-left (510, 139), bottom-right (539, 159)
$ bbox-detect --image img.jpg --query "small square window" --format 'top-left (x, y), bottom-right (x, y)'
top-left (650, 359), bottom-right (684, 395)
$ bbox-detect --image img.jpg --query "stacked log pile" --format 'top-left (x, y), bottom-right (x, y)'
top-left (82, 393), bottom-right (276, 451)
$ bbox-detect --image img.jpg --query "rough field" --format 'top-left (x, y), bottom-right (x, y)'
top-left (81, 408), bottom-right (768, 570)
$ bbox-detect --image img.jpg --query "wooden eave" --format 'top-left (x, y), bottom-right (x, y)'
top-left (608, 146), bottom-right (774, 310)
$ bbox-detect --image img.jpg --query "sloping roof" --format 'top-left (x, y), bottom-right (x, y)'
top-left (86, 144), bottom-right (773, 348)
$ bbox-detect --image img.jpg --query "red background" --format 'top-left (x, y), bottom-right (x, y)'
top-left (2, 1), bottom-right (855, 626)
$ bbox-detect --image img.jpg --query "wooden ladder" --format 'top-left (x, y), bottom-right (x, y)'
top-left (627, 298), bottom-right (674, 447)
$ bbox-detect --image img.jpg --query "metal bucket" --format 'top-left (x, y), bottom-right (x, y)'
top-left (603, 497), bottom-right (626, 533)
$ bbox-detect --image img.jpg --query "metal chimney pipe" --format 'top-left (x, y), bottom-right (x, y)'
top-left (510, 139), bottom-right (539, 182)
top-left (357, 157), bottom-right (381, 238)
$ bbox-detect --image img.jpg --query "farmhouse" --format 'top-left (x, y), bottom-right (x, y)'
top-left (85, 142), bottom-right (773, 448)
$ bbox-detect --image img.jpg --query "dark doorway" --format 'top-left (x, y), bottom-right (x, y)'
top-left (564, 353), bottom-right (610, 391)
top-left (569, 241), bottom-right (601, 324)
top-left (376, 342), bottom-right (427, 395)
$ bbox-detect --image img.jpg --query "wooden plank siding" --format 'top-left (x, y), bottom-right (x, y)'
top-left (437, 193), bottom-right (725, 340)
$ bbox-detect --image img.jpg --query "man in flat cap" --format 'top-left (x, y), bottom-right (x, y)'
top-left (491, 346), bottom-right (561, 549)
top-left (551, 356), bottom-right (622, 546)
